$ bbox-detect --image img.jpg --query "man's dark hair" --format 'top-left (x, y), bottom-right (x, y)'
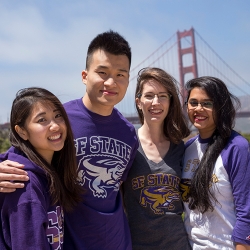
top-left (86, 30), bottom-right (131, 69)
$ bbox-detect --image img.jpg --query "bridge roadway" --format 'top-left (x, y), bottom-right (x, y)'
top-left (125, 111), bottom-right (250, 125)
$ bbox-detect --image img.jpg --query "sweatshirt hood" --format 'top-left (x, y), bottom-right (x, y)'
top-left (1, 146), bottom-right (46, 176)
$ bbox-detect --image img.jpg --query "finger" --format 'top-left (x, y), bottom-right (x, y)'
top-left (0, 160), bottom-right (24, 169)
top-left (0, 165), bottom-right (28, 175)
top-left (0, 187), bottom-right (17, 193)
top-left (0, 173), bottom-right (29, 182)
top-left (0, 160), bottom-right (25, 167)
top-left (0, 181), bottom-right (25, 191)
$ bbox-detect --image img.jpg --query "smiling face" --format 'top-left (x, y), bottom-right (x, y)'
top-left (187, 87), bottom-right (216, 138)
top-left (82, 49), bottom-right (130, 116)
top-left (16, 101), bottom-right (67, 163)
top-left (136, 79), bottom-right (171, 125)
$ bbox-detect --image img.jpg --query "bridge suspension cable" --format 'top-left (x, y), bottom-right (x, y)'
top-left (194, 30), bottom-right (250, 97)
top-left (116, 28), bottom-right (250, 119)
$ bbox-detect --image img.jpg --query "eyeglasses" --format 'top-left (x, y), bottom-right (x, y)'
top-left (138, 93), bottom-right (172, 102)
top-left (185, 100), bottom-right (213, 110)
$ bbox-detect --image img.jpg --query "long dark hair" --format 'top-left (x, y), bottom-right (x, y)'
top-left (10, 87), bottom-right (82, 211)
top-left (185, 76), bottom-right (240, 213)
top-left (135, 67), bottom-right (190, 143)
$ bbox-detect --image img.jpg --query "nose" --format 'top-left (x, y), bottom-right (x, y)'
top-left (49, 120), bottom-right (60, 131)
top-left (195, 103), bottom-right (204, 110)
top-left (104, 77), bottom-right (116, 87)
top-left (152, 95), bottom-right (160, 104)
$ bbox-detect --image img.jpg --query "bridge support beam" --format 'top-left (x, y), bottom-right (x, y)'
top-left (177, 27), bottom-right (198, 105)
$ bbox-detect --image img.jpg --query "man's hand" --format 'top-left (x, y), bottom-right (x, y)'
top-left (0, 160), bottom-right (29, 193)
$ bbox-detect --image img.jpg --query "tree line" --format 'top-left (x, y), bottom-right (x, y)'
top-left (0, 129), bottom-right (11, 153)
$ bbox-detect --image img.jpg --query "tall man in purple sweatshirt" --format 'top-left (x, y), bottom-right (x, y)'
top-left (0, 30), bottom-right (139, 250)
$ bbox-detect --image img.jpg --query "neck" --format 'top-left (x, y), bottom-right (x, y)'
top-left (82, 96), bottom-right (113, 116)
top-left (199, 128), bottom-right (216, 139)
top-left (138, 122), bottom-right (166, 143)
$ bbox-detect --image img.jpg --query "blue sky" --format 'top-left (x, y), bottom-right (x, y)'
top-left (1, 0), bottom-right (250, 123)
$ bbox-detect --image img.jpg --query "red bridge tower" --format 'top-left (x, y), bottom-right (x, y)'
top-left (177, 27), bottom-right (198, 105)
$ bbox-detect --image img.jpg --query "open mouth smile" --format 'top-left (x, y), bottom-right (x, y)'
top-left (48, 133), bottom-right (62, 141)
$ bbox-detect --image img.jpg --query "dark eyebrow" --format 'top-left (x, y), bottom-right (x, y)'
top-left (34, 112), bottom-right (46, 119)
top-left (53, 109), bottom-right (60, 113)
top-left (96, 65), bottom-right (128, 73)
top-left (34, 109), bottom-right (59, 119)
top-left (96, 65), bottom-right (108, 70)
top-left (118, 69), bottom-right (129, 73)
top-left (143, 91), bottom-right (169, 94)
top-left (189, 98), bottom-right (212, 101)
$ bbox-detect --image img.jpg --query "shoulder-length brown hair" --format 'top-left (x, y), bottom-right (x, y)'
top-left (135, 67), bottom-right (190, 143)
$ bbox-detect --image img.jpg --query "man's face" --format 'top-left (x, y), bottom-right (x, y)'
top-left (82, 49), bottom-right (130, 116)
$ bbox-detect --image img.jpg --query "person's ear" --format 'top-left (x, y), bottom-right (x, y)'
top-left (82, 70), bottom-right (88, 86)
top-left (15, 125), bottom-right (28, 140)
top-left (136, 98), bottom-right (142, 110)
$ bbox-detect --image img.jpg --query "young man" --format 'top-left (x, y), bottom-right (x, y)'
top-left (0, 30), bottom-right (139, 250)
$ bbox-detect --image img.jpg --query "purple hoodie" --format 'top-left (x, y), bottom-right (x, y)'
top-left (0, 147), bottom-right (64, 250)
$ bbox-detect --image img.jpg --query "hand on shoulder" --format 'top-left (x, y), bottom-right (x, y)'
top-left (0, 160), bottom-right (29, 193)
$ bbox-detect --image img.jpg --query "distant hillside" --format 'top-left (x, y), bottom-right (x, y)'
top-left (235, 96), bottom-right (250, 133)
top-left (238, 95), bottom-right (250, 112)
top-left (0, 123), bottom-right (10, 131)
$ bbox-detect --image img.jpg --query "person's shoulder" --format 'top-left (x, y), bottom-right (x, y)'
top-left (63, 98), bottom-right (85, 120)
top-left (0, 147), bottom-right (28, 164)
top-left (221, 131), bottom-right (249, 162)
top-left (171, 140), bottom-right (184, 149)
top-left (3, 147), bottom-right (47, 176)
top-left (169, 140), bottom-right (185, 157)
top-left (184, 135), bottom-right (198, 149)
top-left (63, 98), bottom-right (82, 110)
top-left (227, 130), bottom-right (249, 150)
top-left (113, 107), bottom-right (136, 132)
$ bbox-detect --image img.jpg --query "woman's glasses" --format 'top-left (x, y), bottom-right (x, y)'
top-left (138, 93), bottom-right (172, 102)
top-left (185, 100), bottom-right (213, 110)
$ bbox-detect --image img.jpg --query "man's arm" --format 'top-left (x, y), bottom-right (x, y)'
top-left (0, 160), bottom-right (29, 193)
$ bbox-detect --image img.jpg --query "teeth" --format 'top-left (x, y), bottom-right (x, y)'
top-left (49, 134), bottom-right (61, 140)
top-left (196, 116), bottom-right (206, 119)
top-left (150, 109), bottom-right (162, 114)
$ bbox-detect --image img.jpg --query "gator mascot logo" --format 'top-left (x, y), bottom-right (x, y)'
top-left (78, 155), bottom-right (125, 198)
top-left (140, 186), bottom-right (180, 214)
top-left (180, 179), bottom-right (191, 202)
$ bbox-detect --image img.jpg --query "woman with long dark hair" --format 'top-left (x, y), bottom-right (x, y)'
top-left (0, 87), bottom-right (82, 249)
top-left (181, 76), bottom-right (250, 249)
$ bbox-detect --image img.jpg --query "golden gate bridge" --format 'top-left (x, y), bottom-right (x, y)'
top-left (115, 27), bottom-right (250, 124)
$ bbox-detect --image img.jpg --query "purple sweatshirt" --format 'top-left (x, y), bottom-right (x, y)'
top-left (0, 147), bottom-right (64, 250)
top-left (63, 98), bottom-right (139, 250)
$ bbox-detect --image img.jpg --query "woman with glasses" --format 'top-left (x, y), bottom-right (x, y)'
top-left (181, 76), bottom-right (250, 249)
top-left (122, 67), bottom-right (191, 249)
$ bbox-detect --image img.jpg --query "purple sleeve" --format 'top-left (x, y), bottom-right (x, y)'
top-left (2, 202), bottom-right (52, 250)
top-left (0, 167), bottom-right (52, 249)
top-left (222, 135), bottom-right (250, 245)
top-left (185, 135), bottom-right (197, 149)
